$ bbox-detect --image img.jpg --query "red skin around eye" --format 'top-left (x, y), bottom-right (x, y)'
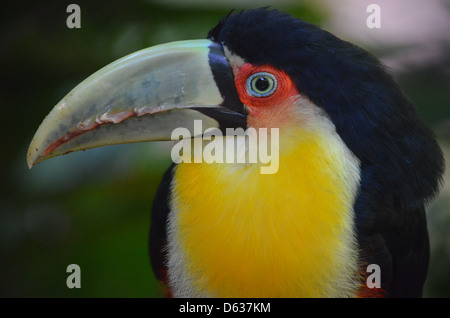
top-left (234, 63), bottom-right (300, 129)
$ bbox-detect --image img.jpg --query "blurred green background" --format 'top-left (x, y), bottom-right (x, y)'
top-left (1, 0), bottom-right (449, 297)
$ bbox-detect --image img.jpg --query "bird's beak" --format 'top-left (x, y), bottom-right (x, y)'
top-left (27, 39), bottom-right (245, 168)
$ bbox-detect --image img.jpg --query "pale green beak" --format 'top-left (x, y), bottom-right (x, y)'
top-left (27, 39), bottom-right (245, 168)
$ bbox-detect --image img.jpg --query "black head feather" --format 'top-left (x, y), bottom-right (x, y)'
top-left (208, 8), bottom-right (445, 214)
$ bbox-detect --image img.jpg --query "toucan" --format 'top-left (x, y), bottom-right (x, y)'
top-left (27, 8), bottom-right (444, 297)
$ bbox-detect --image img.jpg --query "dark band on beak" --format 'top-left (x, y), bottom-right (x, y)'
top-left (193, 42), bottom-right (247, 130)
top-left (208, 42), bottom-right (244, 114)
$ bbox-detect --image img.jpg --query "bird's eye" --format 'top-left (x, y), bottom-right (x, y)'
top-left (246, 72), bottom-right (277, 97)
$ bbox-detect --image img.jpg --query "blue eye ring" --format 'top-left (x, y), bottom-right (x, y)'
top-left (246, 72), bottom-right (277, 97)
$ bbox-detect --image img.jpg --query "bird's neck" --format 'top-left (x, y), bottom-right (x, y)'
top-left (168, 119), bottom-right (362, 297)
